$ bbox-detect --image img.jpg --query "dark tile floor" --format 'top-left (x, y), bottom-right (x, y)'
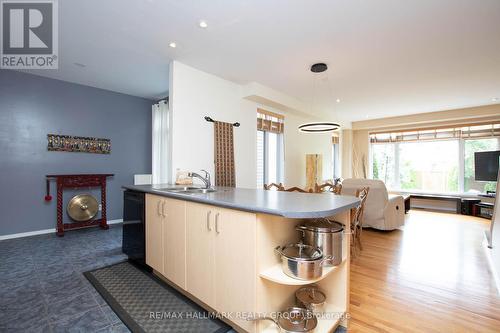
top-left (0, 225), bottom-right (346, 333)
top-left (0, 226), bottom-right (128, 333)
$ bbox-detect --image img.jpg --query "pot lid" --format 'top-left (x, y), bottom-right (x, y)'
top-left (295, 286), bottom-right (327, 306)
top-left (300, 218), bottom-right (344, 233)
top-left (277, 307), bottom-right (317, 332)
top-left (280, 243), bottom-right (322, 261)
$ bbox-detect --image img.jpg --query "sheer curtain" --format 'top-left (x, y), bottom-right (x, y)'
top-left (152, 99), bottom-right (170, 185)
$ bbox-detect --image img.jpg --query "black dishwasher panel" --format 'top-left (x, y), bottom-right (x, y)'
top-left (122, 190), bottom-right (145, 265)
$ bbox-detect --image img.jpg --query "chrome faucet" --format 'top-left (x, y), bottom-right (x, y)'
top-left (188, 170), bottom-right (211, 189)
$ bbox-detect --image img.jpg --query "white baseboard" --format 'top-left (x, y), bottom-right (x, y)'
top-left (0, 219), bottom-right (123, 241)
top-left (483, 235), bottom-right (500, 295)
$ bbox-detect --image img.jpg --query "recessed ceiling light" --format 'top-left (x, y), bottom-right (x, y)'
top-left (336, 98), bottom-right (341, 103)
top-left (169, 42), bottom-right (176, 48)
top-left (199, 20), bottom-right (208, 28)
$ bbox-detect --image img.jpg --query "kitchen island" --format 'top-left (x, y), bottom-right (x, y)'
top-left (123, 185), bottom-right (360, 333)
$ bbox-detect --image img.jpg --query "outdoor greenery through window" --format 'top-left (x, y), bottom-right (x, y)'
top-left (398, 141), bottom-right (459, 192)
top-left (371, 144), bottom-right (396, 189)
top-left (370, 123), bottom-right (500, 194)
top-left (464, 138), bottom-right (499, 193)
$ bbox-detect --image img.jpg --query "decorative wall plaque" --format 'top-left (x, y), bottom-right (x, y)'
top-left (47, 134), bottom-right (111, 154)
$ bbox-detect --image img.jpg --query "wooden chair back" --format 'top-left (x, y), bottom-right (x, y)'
top-left (351, 187), bottom-right (370, 227)
top-left (263, 183), bottom-right (284, 191)
top-left (283, 186), bottom-right (313, 193)
top-left (314, 182), bottom-right (342, 194)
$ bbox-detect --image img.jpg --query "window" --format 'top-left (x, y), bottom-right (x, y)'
top-left (398, 140), bottom-right (459, 193)
top-left (371, 143), bottom-right (397, 189)
top-left (256, 109), bottom-right (284, 188)
top-left (370, 122), bottom-right (500, 194)
top-left (464, 138), bottom-right (500, 193)
top-left (332, 135), bottom-right (340, 179)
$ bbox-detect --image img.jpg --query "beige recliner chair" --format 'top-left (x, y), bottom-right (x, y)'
top-left (342, 179), bottom-right (405, 230)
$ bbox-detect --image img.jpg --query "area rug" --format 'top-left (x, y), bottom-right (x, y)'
top-left (84, 261), bottom-right (232, 333)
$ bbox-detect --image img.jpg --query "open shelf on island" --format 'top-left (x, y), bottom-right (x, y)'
top-left (259, 304), bottom-right (345, 333)
top-left (259, 262), bottom-right (343, 286)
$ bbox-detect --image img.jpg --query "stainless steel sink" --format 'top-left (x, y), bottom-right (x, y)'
top-left (156, 186), bottom-right (199, 192)
top-left (187, 188), bottom-right (217, 194)
top-left (156, 187), bottom-right (216, 194)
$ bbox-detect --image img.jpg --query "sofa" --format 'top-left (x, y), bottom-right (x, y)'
top-left (341, 178), bottom-right (405, 230)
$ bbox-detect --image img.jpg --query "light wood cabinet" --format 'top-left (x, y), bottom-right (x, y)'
top-left (185, 202), bottom-right (257, 328)
top-left (163, 198), bottom-right (187, 289)
top-left (146, 194), bottom-right (186, 288)
top-left (186, 202), bottom-right (216, 307)
top-left (214, 207), bottom-right (256, 332)
top-left (145, 194), bottom-right (164, 273)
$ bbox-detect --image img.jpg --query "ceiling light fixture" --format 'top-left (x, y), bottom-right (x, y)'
top-left (199, 20), bottom-right (208, 28)
top-left (299, 122), bottom-right (340, 133)
top-left (169, 42), bottom-right (177, 48)
top-left (299, 63), bottom-right (341, 133)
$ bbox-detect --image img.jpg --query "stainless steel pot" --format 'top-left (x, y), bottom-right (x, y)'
top-left (296, 218), bottom-right (344, 266)
top-left (295, 285), bottom-right (326, 314)
top-left (274, 243), bottom-right (332, 280)
top-left (248, 307), bottom-right (318, 333)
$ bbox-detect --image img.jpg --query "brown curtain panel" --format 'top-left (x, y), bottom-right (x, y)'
top-left (214, 121), bottom-right (236, 187)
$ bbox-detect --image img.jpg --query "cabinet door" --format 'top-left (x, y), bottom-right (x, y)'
top-left (145, 194), bottom-right (164, 274)
top-left (186, 202), bottom-right (216, 307)
top-left (214, 208), bottom-right (256, 332)
top-left (163, 198), bottom-right (186, 289)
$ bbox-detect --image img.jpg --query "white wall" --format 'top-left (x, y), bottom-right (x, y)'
top-left (170, 61), bottom-right (256, 189)
top-left (487, 177), bottom-right (500, 293)
top-left (169, 61), bottom-right (334, 189)
top-left (284, 113), bottom-right (333, 187)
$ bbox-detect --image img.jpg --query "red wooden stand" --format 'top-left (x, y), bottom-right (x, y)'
top-left (46, 174), bottom-right (114, 236)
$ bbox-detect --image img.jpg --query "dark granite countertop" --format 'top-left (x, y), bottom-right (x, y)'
top-left (123, 184), bottom-right (360, 219)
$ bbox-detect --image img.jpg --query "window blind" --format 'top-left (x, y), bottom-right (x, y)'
top-left (370, 122), bottom-right (500, 143)
top-left (257, 108), bottom-right (284, 133)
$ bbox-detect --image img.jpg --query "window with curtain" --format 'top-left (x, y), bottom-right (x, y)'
top-left (256, 109), bottom-right (284, 188)
top-left (152, 99), bottom-right (170, 185)
top-left (370, 122), bottom-right (500, 194)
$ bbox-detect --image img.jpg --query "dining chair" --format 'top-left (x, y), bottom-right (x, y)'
top-left (314, 182), bottom-right (342, 194)
top-left (350, 187), bottom-right (369, 257)
top-left (263, 183), bottom-right (284, 191)
top-left (283, 186), bottom-right (313, 193)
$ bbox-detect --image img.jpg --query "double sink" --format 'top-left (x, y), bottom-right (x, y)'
top-left (156, 186), bottom-right (217, 194)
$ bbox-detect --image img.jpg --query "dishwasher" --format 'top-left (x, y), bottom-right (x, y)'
top-left (122, 190), bottom-right (146, 265)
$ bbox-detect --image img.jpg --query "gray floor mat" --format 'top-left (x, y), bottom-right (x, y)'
top-left (85, 261), bottom-right (231, 333)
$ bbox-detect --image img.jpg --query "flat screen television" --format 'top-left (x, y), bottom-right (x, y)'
top-left (474, 150), bottom-right (500, 181)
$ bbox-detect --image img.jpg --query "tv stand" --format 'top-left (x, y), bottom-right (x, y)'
top-left (475, 202), bottom-right (495, 219)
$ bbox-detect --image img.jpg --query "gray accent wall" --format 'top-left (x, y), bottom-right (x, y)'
top-left (0, 70), bottom-right (152, 236)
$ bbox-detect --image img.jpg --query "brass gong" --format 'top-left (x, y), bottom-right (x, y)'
top-left (67, 194), bottom-right (99, 222)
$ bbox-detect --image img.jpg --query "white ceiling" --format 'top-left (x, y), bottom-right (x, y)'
top-left (23, 0), bottom-right (500, 122)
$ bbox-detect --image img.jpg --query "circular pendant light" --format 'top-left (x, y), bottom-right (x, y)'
top-left (299, 63), bottom-right (341, 133)
top-left (298, 122), bottom-right (340, 133)
top-left (310, 63), bottom-right (328, 73)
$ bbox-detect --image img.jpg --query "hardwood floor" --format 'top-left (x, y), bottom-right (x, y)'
top-left (349, 210), bottom-right (500, 333)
